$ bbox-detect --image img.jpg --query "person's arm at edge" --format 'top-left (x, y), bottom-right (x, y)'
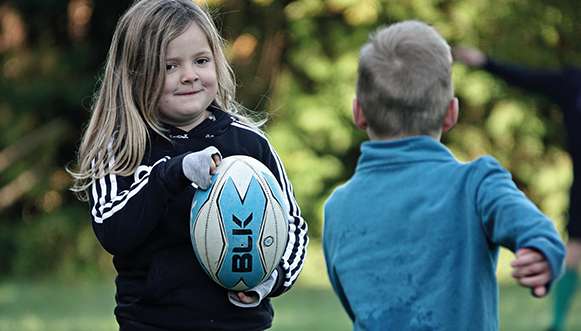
top-left (483, 58), bottom-right (566, 102)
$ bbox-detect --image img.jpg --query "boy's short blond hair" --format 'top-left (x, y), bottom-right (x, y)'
top-left (357, 20), bottom-right (453, 137)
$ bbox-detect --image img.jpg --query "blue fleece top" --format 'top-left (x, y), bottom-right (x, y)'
top-left (323, 136), bottom-right (565, 331)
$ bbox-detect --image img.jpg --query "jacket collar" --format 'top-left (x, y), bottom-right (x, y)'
top-left (356, 136), bottom-right (456, 172)
top-left (164, 103), bottom-right (234, 141)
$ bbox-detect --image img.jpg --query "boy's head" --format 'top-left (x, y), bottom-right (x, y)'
top-left (354, 20), bottom-right (457, 140)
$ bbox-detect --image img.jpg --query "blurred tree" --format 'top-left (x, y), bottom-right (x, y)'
top-left (0, 0), bottom-right (131, 278)
top-left (0, 0), bottom-right (579, 278)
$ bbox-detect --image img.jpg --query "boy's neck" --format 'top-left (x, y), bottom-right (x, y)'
top-left (367, 129), bottom-right (442, 142)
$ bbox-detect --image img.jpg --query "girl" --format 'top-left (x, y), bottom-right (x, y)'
top-left (69, 0), bottom-right (308, 330)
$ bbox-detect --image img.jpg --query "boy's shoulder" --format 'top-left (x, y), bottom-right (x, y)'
top-left (325, 152), bottom-right (510, 201)
top-left (460, 154), bottom-right (515, 193)
top-left (465, 154), bottom-right (509, 176)
top-left (325, 180), bottom-right (353, 209)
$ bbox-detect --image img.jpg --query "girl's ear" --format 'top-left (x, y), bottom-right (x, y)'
top-left (442, 97), bottom-right (459, 133)
top-left (352, 98), bottom-right (368, 130)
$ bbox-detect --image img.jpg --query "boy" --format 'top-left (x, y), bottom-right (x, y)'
top-left (323, 21), bottom-right (565, 331)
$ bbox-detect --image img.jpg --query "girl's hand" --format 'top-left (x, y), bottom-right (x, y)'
top-left (235, 291), bottom-right (259, 304)
top-left (182, 146), bottom-right (222, 189)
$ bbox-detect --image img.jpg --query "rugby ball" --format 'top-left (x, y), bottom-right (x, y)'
top-left (190, 155), bottom-right (289, 291)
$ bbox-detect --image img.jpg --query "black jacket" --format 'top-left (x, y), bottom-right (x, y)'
top-left (89, 105), bottom-right (308, 330)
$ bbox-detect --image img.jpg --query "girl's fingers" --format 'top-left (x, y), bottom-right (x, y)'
top-left (209, 154), bottom-right (221, 175)
top-left (212, 153), bottom-right (222, 165)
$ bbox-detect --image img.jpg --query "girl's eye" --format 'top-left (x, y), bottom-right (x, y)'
top-left (196, 58), bottom-right (210, 65)
top-left (166, 64), bottom-right (177, 71)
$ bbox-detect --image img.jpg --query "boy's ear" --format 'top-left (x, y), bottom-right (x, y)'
top-left (442, 97), bottom-right (459, 133)
top-left (352, 98), bottom-right (368, 130)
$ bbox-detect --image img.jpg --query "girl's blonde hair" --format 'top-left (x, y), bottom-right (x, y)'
top-left (70, 0), bottom-right (260, 200)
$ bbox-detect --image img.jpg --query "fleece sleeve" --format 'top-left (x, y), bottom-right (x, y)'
top-left (475, 156), bottom-right (566, 284)
top-left (89, 154), bottom-right (189, 256)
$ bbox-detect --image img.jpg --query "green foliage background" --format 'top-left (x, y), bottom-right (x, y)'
top-left (0, 0), bottom-right (579, 279)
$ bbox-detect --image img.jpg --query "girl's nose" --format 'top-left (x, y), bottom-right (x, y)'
top-left (180, 66), bottom-right (199, 84)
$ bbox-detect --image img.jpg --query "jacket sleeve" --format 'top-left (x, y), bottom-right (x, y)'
top-left (483, 59), bottom-right (566, 102)
top-left (258, 138), bottom-right (309, 297)
top-left (475, 156), bottom-right (566, 285)
top-left (89, 154), bottom-right (189, 256)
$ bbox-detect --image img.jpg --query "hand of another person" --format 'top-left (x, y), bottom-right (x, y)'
top-left (511, 248), bottom-right (551, 298)
top-left (452, 47), bottom-right (487, 67)
top-left (182, 146), bottom-right (222, 190)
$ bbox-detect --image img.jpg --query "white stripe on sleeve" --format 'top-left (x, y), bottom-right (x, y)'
top-left (91, 157), bottom-right (170, 224)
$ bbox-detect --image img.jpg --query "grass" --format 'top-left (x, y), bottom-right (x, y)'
top-left (0, 279), bottom-right (350, 331)
top-left (1, 280), bottom-right (581, 331)
top-left (0, 280), bottom-right (117, 331)
top-left (2, 244), bottom-right (579, 330)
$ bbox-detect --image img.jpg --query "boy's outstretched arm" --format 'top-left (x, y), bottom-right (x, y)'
top-left (475, 157), bottom-right (565, 294)
top-left (511, 248), bottom-right (551, 297)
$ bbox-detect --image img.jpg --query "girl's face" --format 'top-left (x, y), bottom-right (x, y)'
top-left (159, 22), bottom-right (218, 131)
